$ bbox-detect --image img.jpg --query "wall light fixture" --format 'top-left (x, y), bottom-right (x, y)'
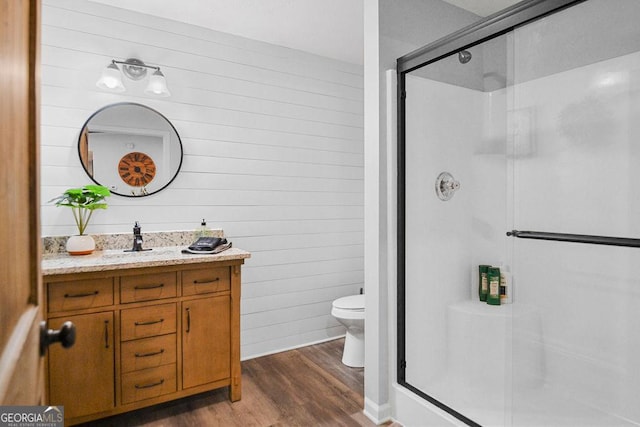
top-left (96, 58), bottom-right (171, 97)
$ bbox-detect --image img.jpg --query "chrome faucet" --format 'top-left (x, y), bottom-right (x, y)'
top-left (125, 221), bottom-right (152, 252)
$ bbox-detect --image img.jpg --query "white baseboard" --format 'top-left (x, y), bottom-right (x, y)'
top-left (241, 334), bottom-right (345, 361)
top-left (363, 397), bottom-right (392, 425)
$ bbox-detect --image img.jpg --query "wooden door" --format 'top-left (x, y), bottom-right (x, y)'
top-left (182, 296), bottom-right (230, 389)
top-left (48, 313), bottom-right (114, 419)
top-left (0, 0), bottom-right (43, 405)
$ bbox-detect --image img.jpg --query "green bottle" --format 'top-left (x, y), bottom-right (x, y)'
top-left (487, 267), bottom-right (501, 306)
top-left (479, 265), bottom-right (490, 302)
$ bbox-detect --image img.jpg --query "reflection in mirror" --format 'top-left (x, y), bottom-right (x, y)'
top-left (78, 103), bottom-right (183, 197)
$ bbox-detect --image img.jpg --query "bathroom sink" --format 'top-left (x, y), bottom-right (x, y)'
top-left (99, 248), bottom-right (174, 259)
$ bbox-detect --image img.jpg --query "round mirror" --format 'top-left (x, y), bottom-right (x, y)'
top-left (78, 102), bottom-right (183, 197)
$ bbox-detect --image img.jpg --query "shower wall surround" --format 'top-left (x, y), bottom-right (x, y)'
top-left (40, 0), bottom-right (363, 359)
top-left (404, 68), bottom-right (510, 427)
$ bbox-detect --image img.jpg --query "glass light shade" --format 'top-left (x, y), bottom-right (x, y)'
top-left (96, 62), bottom-right (125, 92)
top-left (144, 69), bottom-right (171, 97)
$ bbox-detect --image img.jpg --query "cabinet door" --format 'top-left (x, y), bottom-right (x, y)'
top-left (48, 312), bottom-right (114, 419)
top-left (182, 296), bottom-right (230, 389)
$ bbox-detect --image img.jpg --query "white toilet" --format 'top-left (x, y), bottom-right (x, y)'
top-left (331, 294), bottom-right (365, 368)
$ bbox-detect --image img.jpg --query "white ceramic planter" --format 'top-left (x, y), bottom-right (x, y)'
top-left (66, 234), bottom-right (96, 256)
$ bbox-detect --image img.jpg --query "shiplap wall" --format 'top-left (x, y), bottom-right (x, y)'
top-left (40, 0), bottom-right (364, 359)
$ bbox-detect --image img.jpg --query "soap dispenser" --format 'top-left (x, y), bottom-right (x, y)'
top-left (196, 219), bottom-right (212, 238)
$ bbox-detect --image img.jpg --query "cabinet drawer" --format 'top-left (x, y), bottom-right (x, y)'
top-left (121, 364), bottom-right (176, 404)
top-left (121, 334), bottom-right (176, 373)
top-left (48, 278), bottom-right (113, 312)
top-left (121, 304), bottom-right (176, 341)
top-left (120, 272), bottom-right (177, 303)
top-left (182, 267), bottom-right (230, 296)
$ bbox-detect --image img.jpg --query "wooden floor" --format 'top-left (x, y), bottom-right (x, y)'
top-left (82, 338), bottom-right (388, 427)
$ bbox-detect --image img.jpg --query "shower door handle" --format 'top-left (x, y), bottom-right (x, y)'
top-left (507, 230), bottom-right (640, 248)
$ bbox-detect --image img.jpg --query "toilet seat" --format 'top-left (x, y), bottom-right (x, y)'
top-left (332, 294), bottom-right (365, 320)
top-left (332, 294), bottom-right (364, 310)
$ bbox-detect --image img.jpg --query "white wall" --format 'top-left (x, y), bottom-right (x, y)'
top-left (40, 0), bottom-right (364, 359)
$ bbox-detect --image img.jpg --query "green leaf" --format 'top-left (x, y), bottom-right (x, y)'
top-left (50, 185), bottom-right (110, 234)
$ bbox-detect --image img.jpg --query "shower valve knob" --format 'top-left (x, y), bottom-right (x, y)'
top-left (444, 180), bottom-right (460, 191)
top-left (435, 172), bottom-right (460, 201)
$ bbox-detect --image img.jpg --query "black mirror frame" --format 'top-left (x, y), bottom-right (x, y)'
top-left (77, 102), bottom-right (184, 198)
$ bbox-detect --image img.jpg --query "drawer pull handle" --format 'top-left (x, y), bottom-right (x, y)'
top-left (64, 291), bottom-right (99, 298)
top-left (193, 278), bottom-right (220, 285)
top-left (135, 349), bottom-right (165, 358)
top-left (134, 283), bottom-right (164, 290)
top-left (134, 318), bottom-right (164, 326)
top-left (134, 379), bottom-right (165, 390)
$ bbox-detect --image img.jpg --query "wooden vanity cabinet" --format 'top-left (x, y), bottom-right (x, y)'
top-left (43, 259), bottom-right (244, 426)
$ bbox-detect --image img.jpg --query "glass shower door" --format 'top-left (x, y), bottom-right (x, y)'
top-left (509, 1), bottom-right (640, 425)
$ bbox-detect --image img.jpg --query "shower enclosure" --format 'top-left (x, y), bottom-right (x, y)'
top-left (397, 0), bottom-right (640, 425)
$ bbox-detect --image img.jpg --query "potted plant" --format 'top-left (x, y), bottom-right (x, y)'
top-left (50, 184), bottom-right (111, 255)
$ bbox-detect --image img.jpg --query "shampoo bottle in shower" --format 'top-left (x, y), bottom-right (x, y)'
top-left (487, 267), bottom-right (501, 305)
top-left (479, 265), bottom-right (490, 302)
top-left (499, 265), bottom-right (512, 304)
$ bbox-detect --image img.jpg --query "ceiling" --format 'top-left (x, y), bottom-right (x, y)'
top-left (441, 0), bottom-right (520, 17)
top-left (89, 0), bottom-right (364, 65)
top-left (89, 0), bottom-right (520, 66)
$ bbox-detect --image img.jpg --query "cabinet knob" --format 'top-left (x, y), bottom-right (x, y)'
top-left (40, 320), bottom-right (76, 356)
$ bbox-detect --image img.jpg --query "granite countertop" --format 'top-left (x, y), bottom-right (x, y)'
top-left (42, 246), bottom-right (251, 276)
